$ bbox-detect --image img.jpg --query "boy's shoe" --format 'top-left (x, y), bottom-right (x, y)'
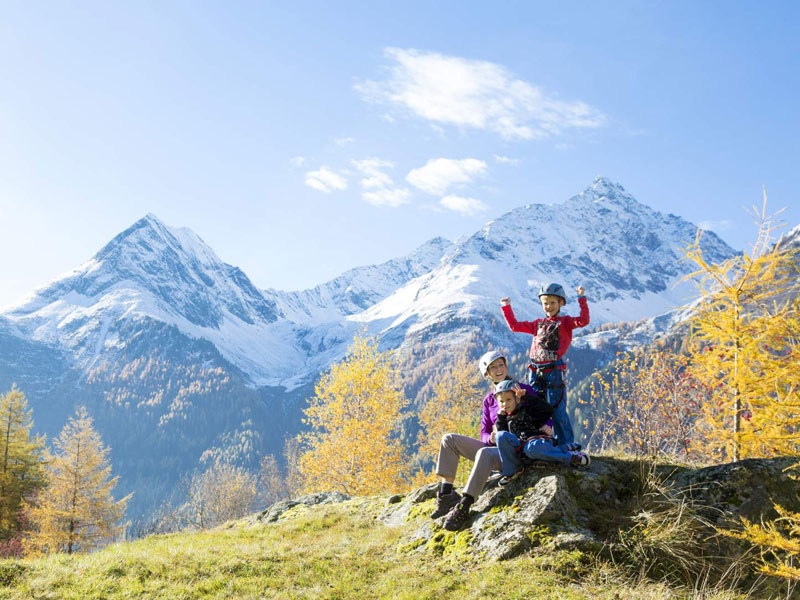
top-left (561, 442), bottom-right (583, 452)
top-left (498, 469), bottom-right (523, 487)
top-left (443, 499), bottom-right (472, 531)
top-left (486, 470), bottom-right (504, 484)
top-left (430, 491), bottom-right (461, 519)
top-left (569, 451), bottom-right (591, 467)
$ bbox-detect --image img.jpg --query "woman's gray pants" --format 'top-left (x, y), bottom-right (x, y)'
top-left (435, 433), bottom-right (501, 499)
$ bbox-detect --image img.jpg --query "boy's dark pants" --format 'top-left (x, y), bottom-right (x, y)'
top-left (527, 363), bottom-right (575, 446)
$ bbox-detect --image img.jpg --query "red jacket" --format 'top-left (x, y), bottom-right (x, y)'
top-left (501, 296), bottom-right (590, 368)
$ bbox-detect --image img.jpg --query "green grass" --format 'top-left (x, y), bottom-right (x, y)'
top-left (0, 496), bottom-right (752, 600)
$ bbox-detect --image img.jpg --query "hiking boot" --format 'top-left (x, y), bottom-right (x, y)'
top-left (569, 451), bottom-right (591, 467)
top-left (430, 491), bottom-right (461, 519)
top-left (443, 499), bottom-right (472, 531)
top-left (498, 469), bottom-right (523, 487)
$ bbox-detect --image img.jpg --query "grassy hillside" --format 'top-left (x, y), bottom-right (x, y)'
top-left (0, 491), bottom-right (763, 600)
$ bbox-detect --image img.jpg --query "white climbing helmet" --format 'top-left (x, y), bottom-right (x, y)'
top-left (478, 350), bottom-right (506, 377)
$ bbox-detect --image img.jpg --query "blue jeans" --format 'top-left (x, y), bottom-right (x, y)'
top-left (495, 430), bottom-right (573, 475)
top-left (526, 363), bottom-right (574, 446)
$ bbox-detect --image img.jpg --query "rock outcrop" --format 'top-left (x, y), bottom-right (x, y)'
top-left (381, 456), bottom-right (800, 562)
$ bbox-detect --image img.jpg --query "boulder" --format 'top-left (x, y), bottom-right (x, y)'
top-left (251, 491), bottom-right (351, 524)
top-left (389, 457), bottom-right (799, 562)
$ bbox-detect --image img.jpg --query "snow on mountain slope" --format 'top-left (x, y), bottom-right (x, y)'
top-left (265, 236), bottom-right (453, 324)
top-left (1, 177), bottom-right (738, 389)
top-left (348, 177), bottom-right (735, 350)
top-left (4, 214), bottom-right (299, 382)
top-left (2, 215), bottom-right (451, 387)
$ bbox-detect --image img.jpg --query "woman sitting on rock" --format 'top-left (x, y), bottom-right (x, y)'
top-left (430, 350), bottom-right (547, 531)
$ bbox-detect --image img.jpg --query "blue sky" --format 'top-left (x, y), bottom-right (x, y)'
top-left (1, 1), bottom-right (798, 308)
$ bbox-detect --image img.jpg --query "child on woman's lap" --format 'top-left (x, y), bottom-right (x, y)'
top-left (493, 379), bottom-right (589, 486)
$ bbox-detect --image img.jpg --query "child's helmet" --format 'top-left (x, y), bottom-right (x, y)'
top-left (538, 283), bottom-right (567, 303)
top-left (493, 379), bottom-right (518, 396)
top-left (478, 350), bottom-right (506, 376)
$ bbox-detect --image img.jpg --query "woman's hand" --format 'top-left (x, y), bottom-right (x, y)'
top-left (500, 297), bottom-right (511, 306)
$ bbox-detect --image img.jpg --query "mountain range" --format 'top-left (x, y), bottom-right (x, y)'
top-left (0, 176), bottom-right (741, 518)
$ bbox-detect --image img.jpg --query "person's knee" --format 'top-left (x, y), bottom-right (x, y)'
top-left (495, 430), bottom-right (513, 445)
top-left (474, 447), bottom-right (491, 463)
top-left (441, 432), bottom-right (457, 448)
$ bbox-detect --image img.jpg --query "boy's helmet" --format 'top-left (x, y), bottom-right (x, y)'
top-left (478, 350), bottom-right (506, 376)
top-left (493, 379), bottom-right (518, 396)
top-left (538, 283), bottom-right (567, 304)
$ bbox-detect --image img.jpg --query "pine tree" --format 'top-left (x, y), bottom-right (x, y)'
top-left (297, 333), bottom-right (410, 495)
top-left (0, 386), bottom-right (46, 541)
top-left (684, 193), bottom-right (800, 461)
top-left (25, 407), bottom-right (130, 555)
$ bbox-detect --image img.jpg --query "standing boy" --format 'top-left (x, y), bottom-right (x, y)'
top-left (500, 283), bottom-right (589, 447)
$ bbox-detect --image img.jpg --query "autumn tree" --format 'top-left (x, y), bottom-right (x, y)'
top-left (282, 436), bottom-right (303, 500)
top-left (297, 333), bottom-right (410, 495)
top-left (415, 353), bottom-right (485, 482)
top-left (684, 194), bottom-right (800, 461)
top-left (258, 455), bottom-right (285, 507)
top-left (186, 462), bottom-right (257, 529)
top-left (586, 348), bottom-right (705, 458)
top-left (25, 407), bottom-right (130, 555)
top-left (721, 465), bottom-right (800, 591)
top-left (0, 386), bottom-right (46, 543)
top-left (258, 437), bottom-right (305, 507)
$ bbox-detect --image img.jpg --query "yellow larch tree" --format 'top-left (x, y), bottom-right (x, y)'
top-left (297, 333), bottom-right (410, 496)
top-left (415, 353), bottom-right (485, 483)
top-left (0, 386), bottom-right (47, 541)
top-left (25, 407), bottom-right (130, 555)
top-left (722, 465), bottom-right (800, 585)
top-left (684, 193), bottom-right (800, 461)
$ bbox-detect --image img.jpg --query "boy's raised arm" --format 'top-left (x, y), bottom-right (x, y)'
top-left (500, 297), bottom-right (536, 334)
top-left (572, 286), bottom-right (590, 328)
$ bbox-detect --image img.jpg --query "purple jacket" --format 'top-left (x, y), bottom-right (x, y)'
top-left (480, 381), bottom-right (537, 444)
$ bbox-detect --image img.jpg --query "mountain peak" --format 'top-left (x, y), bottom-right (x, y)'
top-left (577, 176), bottom-right (637, 206)
top-left (97, 214), bottom-right (223, 270)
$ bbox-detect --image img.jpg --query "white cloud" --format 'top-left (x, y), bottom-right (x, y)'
top-left (289, 156), bottom-right (306, 168)
top-left (440, 195), bottom-right (488, 216)
top-left (494, 155), bottom-right (519, 165)
top-left (363, 188), bottom-right (411, 207)
top-left (357, 47), bottom-right (606, 140)
top-left (352, 158), bottom-right (394, 189)
top-left (351, 158), bottom-right (411, 207)
top-left (335, 137), bottom-right (355, 146)
top-left (407, 158), bottom-right (487, 195)
top-left (305, 167), bottom-right (348, 193)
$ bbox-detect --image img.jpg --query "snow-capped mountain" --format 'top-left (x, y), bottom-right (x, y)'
top-left (0, 177), bottom-right (743, 517)
top-left (2, 178), bottom-right (735, 390)
top-left (4, 215), bottom-right (453, 388)
top-left (346, 177), bottom-right (734, 355)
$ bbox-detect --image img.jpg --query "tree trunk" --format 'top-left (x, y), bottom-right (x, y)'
top-left (733, 302), bottom-right (741, 462)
